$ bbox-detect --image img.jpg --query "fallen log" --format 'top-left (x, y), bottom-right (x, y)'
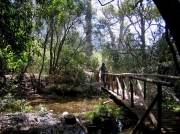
top-left (76, 117), bottom-right (88, 134)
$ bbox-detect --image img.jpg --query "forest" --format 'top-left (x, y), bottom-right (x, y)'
top-left (0, 0), bottom-right (180, 134)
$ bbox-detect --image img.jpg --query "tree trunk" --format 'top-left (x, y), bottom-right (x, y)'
top-left (49, 20), bottom-right (54, 74)
top-left (38, 29), bottom-right (49, 93)
top-left (85, 0), bottom-right (92, 56)
top-left (152, 0), bottom-right (180, 55)
top-left (139, 11), bottom-right (146, 66)
top-left (107, 22), bottom-right (116, 48)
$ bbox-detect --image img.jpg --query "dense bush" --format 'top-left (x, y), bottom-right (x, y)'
top-left (0, 93), bottom-right (33, 113)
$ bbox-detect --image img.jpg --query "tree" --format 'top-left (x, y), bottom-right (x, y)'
top-left (33, 0), bottom-right (85, 92)
top-left (134, 0), bottom-right (180, 74)
top-left (94, 1), bottom-right (135, 71)
top-left (35, 0), bottom-right (84, 73)
top-left (0, 0), bottom-right (33, 54)
top-left (0, 0), bottom-right (33, 78)
top-left (128, 0), bottom-right (159, 72)
top-left (85, 0), bottom-right (93, 56)
top-left (152, 0), bottom-right (180, 56)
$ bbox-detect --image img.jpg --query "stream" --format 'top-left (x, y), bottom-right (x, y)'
top-left (28, 96), bottom-right (102, 115)
top-left (0, 93), bottom-right (140, 134)
top-left (27, 95), bottom-right (138, 134)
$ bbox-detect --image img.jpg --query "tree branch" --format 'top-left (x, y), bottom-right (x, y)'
top-left (165, 25), bottom-right (180, 75)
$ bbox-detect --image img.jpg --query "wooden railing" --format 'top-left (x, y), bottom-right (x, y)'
top-left (101, 72), bottom-right (180, 134)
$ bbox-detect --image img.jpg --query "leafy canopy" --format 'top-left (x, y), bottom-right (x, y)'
top-left (0, 0), bottom-right (33, 54)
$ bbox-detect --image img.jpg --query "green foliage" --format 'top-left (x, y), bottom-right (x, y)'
top-left (0, 0), bottom-right (33, 53)
top-left (162, 89), bottom-right (180, 114)
top-left (85, 99), bottom-right (124, 133)
top-left (33, 0), bottom-right (86, 76)
top-left (61, 83), bottom-right (67, 90)
top-left (0, 93), bottom-right (33, 113)
top-left (25, 39), bottom-right (42, 73)
top-left (87, 54), bottom-right (100, 71)
top-left (0, 0), bottom-right (34, 76)
top-left (60, 83), bottom-right (68, 94)
top-left (35, 0), bottom-right (83, 24)
top-left (3, 45), bottom-right (29, 71)
top-left (163, 100), bottom-right (180, 114)
top-left (85, 99), bottom-right (124, 122)
top-left (60, 47), bottom-right (87, 70)
top-left (58, 47), bottom-right (88, 83)
top-left (0, 93), bottom-right (49, 113)
top-left (86, 85), bottom-right (97, 95)
top-left (173, 106), bottom-right (180, 113)
top-left (101, 44), bottom-right (134, 72)
top-left (28, 47), bottom-right (48, 74)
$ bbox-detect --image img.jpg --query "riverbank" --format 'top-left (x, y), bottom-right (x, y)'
top-left (0, 112), bottom-right (89, 134)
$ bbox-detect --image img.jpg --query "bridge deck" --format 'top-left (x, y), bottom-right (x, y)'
top-left (101, 87), bottom-right (180, 134)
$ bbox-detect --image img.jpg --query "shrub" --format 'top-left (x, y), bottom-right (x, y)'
top-left (0, 93), bottom-right (33, 113)
top-left (85, 100), bottom-right (124, 122)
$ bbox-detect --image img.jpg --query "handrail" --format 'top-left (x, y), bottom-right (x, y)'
top-left (132, 73), bottom-right (180, 80)
top-left (111, 73), bottom-right (180, 80)
top-left (129, 75), bottom-right (173, 87)
top-left (100, 72), bottom-right (177, 134)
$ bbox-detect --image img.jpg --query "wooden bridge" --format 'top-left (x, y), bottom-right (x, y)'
top-left (98, 73), bottom-right (180, 134)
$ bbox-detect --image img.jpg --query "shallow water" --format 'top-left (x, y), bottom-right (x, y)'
top-left (28, 96), bottom-right (107, 115)
top-left (27, 96), bottom-right (138, 133)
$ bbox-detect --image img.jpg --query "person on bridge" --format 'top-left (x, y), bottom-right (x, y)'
top-left (99, 63), bottom-right (107, 82)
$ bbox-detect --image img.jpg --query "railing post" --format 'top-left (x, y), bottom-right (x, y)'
top-left (112, 75), bottom-right (114, 92)
top-left (95, 71), bottom-right (99, 82)
top-left (121, 77), bottom-right (125, 100)
top-left (144, 81), bottom-right (146, 100)
top-left (130, 78), bottom-right (134, 107)
top-left (157, 83), bottom-right (162, 134)
top-left (115, 76), bottom-right (119, 95)
top-left (104, 73), bottom-right (107, 87)
top-left (106, 73), bottom-right (109, 88)
top-left (134, 79), bottom-right (137, 95)
top-left (108, 74), bottom-right (111, 90)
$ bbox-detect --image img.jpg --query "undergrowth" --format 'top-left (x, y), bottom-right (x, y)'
top-left (0, 93), bottom-right (47, 113)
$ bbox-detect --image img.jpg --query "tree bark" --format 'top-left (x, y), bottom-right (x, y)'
top-left (85, 0), bottom-right (92, 56)
top-left (49, 20), bottom-right (54, 74)
top-left (38, 29), bottom-right (49, 93)
top-left (165, 26), bottom-right (180, 74)
top-left (152, 0), bottom-right (180, 56)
